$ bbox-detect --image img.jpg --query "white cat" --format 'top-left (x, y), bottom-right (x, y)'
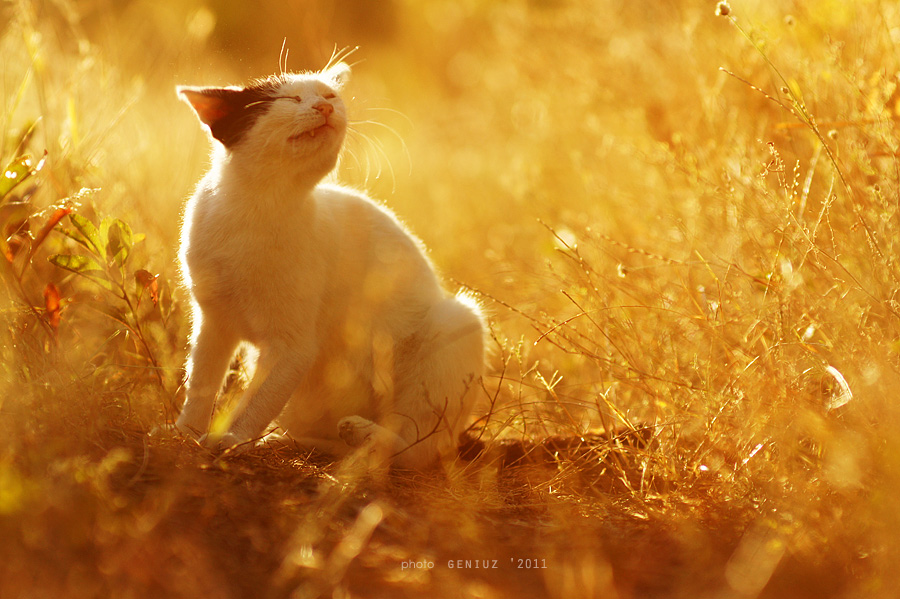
top-left (174, 63), bottom-right (485, 469)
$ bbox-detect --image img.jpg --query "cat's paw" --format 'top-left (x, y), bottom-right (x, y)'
top-left (174, 416), bottom-right (205, 441)
top-left (149, 421), bottom-right (185, 440)
top-left (338, 416), bottom-right (376, 447)
top-left (199, 431), bottom-right (248, 454)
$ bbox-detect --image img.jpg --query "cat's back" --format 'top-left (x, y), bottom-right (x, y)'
top-left (313, 182), bottom-right (404, 234)
top-left (313, 183), bottom-right (441, 294)
top-left (314, 184), bottom-right (433, 272)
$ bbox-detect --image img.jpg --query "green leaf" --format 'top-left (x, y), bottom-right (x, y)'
top-left (1, 157), bottom-right (32, 201)
top-left (68, 213), bottom-right (105, 256)
top-left (0, 153), bottom-right (44, 201)
top-left (58, 227), bottom-right (92, 250)
top-left (99, 216), bottom-right (111, 248)
top-left (48, 253), bottom-right (114, 292)
top-left (106, 218), bottom-right (133, 267)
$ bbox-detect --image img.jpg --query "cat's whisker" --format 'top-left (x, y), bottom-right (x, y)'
top-left (346, 127), bottom-right (389, 187)
top-left (340, 143), bottom-right (366, 181)
top-left (278, 39), bottom-right (290, 75)
top-left (373, 140), bottom-right (397, 192)
top-left (344, 129), bottom-right (376, 184)
top-left (324, 45), bottom-right (360, 73)
top-left (362, 132), bottom-right (389, 180)
top-left (349, 119), bottom-right (411, 169)
top-left (324, 45), bottom-right (340, 71)
top-left (371, 135), bottom-right (397, 191)
top-left (348, 129), bottom-right (373, 163)
top-left (350, 121), bottom-right (410, 182)
top-left (349, 118), bottom-right (406, 142)
top-left (361, 106), bottom-right (414, 128)
top-left (344, 128), bottom-right (365, 166)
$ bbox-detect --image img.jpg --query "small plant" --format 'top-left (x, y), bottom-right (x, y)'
top-left (1, 138), bottom-right (174, 393)
top-left (0, 149), bottom-right (69, 341)
top-left (47, 203), bottom-right (171, 388)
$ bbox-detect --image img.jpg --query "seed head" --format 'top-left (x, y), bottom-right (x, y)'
top-left (716, 1), bottom-right (731, 17)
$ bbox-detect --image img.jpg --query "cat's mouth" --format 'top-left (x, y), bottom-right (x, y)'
top-left (289, 123), bottom-right (334, 142)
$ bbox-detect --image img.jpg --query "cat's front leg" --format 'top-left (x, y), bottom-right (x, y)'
top-left (176, 311), bottom-right (239, 439)
top-left (219, 344), bottom-right (315, 448)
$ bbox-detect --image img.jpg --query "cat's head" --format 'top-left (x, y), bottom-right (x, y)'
top-left (178, 63), bottom-right (350, 179)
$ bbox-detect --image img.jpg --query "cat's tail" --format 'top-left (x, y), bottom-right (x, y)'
top-left (389, 292), bottom-right (485, 469)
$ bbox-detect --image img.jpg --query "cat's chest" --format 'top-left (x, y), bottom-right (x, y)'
top-left (185, 203), bottom-right (323, 304)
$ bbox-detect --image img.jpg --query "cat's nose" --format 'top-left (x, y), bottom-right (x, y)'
top-left (314, 101), bottom-right (334, 117)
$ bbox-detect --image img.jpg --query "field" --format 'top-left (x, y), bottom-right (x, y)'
top-left (2, 0), bottom-right (899, 597)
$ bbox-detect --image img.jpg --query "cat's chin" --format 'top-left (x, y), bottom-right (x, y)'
top-left (289, 124), bottom-right (336, 143)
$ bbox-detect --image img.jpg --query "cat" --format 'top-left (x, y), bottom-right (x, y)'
top-left (174, 62), bottom-right (485, 469)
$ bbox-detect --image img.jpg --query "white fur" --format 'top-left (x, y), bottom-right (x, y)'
top-left (175, 66), bottom-right (484, 469)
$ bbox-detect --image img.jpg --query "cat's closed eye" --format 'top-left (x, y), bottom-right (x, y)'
top-left (269, 95), bottom-right (303, 103)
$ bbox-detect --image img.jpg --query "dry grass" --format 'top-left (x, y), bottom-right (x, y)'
top-left (2, 0), bottom-right (900, 597)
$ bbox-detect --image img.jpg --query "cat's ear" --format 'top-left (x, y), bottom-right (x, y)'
top-left (177, 85), bottom-right (267, 148)
top-left (177, 86), bottom-right (241, 130)
top-left (324, 63), bottom-right (351, 89)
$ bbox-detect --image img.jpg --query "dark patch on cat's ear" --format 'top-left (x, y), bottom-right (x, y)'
top-left (177, 84), bottom-right (276, 148)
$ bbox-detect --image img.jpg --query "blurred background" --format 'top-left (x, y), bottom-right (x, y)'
top-left (3, 0), bottom-right (900, 596)
top-left (3, 0), bottom-right (750, 283)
